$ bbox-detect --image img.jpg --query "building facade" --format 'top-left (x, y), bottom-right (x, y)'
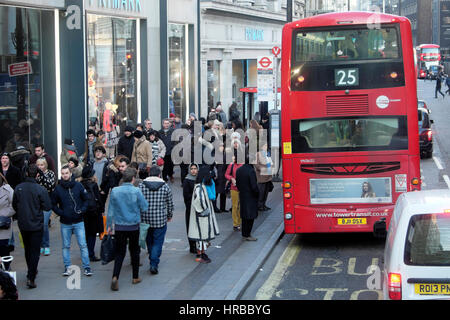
top-left (200, 0), bottom-right (293, 125)
top-left (0, 0), bottom-right (200, 171)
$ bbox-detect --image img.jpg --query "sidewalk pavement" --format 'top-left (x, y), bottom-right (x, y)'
top-left (10, 168), bottom-right (284, 300)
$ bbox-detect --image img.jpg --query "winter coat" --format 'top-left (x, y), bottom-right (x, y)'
top-left (188, 183), bottom-right (219, 242)
top-left (80, 178), bottom-right (104, 236)
top-left (131, 136), bottom-right (153, 168)
top-left (51, 179), bottom-right (88, 225)
top-left (12, 178), bottom-right (52, 232)
top-left (254, 151), bottom-right (273, 184)
top-left (117, 134), bottom-right (135, 160)
top-left (60, 144), bottom-right (78, 167)
top-left (225, 163), bottom-right (243, 192)
top-left (139, 177), bottom-right (174, 228)
top-left (106, 182), bottom-right (148, 230)
top-left (158, 128), bottom-right (175, 154)
top-left (235, 164), bottom-right (259, 220)
top-left (0, 184), bottom-right (15, 240)
top-left (149, 140), bottom-right (166, 165)
top-left (2, 165), bottom-right (23, 190)
top-left (36, 170), bottom-right (57, 194)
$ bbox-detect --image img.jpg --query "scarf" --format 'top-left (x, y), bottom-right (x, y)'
top-left (185, 163), bottom-right (199, 181)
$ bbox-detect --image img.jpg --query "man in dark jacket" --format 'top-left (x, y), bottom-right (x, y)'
top-left (1, 152), bottom-right (22, 190)
top-left (159, 119), bottom-right (175, 182)
top-left (12, 164), bottom-right (52, 288)
top-left (139, 166), bottom-right (174, 274)
top-left (51, 165), bottom-right (92, 277)
top-left (235, 159), bottom-right (259, 241)
top-left (117, 126), bottom-right (135, 160)
top-left (29, 144), bottom-right (56, 174)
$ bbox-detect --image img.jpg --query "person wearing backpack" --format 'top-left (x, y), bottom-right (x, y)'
top-left (80, 165), bottom-right (104, 262)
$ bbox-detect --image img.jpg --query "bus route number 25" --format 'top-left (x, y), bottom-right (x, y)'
top-left (335, 68), bottom-right (359, 87)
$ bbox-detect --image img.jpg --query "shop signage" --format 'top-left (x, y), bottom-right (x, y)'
top-left (257, 56), bottom-right (274, 102)
top-left (8, 62), bottom-right (33, 77)
top-left (245, 28), bottom-right (264, 41)
top-left (89, 0), bottom-right (142, 12)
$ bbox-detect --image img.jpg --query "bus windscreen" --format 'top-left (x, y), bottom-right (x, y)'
top-left (293, 26), bottom-right (400, 62)
top-left (291, 116), bottom-right (408, 153)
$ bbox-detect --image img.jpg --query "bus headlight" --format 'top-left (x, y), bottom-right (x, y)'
top-left (285, 213), bottom-right (293, 220)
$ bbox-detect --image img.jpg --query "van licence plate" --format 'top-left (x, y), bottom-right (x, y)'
top-left (415, 283), bottom-right (450, 295)
top-left (337, 218), bottom-right (367, 225)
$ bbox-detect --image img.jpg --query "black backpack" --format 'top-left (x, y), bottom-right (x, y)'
top-left (82, 182), bottom-right (99, 214)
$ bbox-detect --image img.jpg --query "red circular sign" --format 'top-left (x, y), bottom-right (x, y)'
top-left (272, 46), bottom-right (281, 57)
top-left (259, 57), bottom-right (272, 68)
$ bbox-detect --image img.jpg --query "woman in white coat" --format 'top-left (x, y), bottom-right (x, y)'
top-left (0, 173), bottom-right (15, 270)
top-left (187, 166), bottom-right (219, 263)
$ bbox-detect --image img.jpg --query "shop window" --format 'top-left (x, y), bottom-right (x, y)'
top-left (86, 14), bottom-right (138, 133)
top-left (169, 23), bottom-right (187, 120)
top-left (0, 6), bottom-right (43, 153)
top-left (207, 60), bottom-right (220, 110)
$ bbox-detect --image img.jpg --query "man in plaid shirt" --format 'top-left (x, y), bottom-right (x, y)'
top-left (139, 166), bottom-right (174, 275)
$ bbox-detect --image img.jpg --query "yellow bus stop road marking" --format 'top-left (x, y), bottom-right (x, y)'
top-left (256, 235), bottom-right (301, 300)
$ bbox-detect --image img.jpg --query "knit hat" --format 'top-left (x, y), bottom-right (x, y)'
top-left (124, 126), bottom-right (134, 133)
top-left (133, 130), bottom-right (144, 139)
top-left (189, 113), bottom-right (197, 120)
top-left (81, 165), bottom-right (95, 179)
top-left (68, 157), bottom-right (79, 167)
top-left (64, 138), bottom-right (73, 145)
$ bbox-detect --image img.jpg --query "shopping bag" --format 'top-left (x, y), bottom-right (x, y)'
top-left (0, 256), bottom-right (16, 285)
top-left (99, 215), bottom-right (107, 240)
top-left (100, 235), bottom-right (116, 265)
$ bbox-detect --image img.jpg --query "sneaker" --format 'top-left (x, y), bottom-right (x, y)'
top-left (84, 268), bottom-right (93, 276)
top-left (233, 226), bottom-right (241, 231)
top-left (199, 253), bottom-right (211, 264)
top-left (243, 236), bottom-right (258, 241)
top-left (149, 267), bottom-right (158, 275)
top-left (44, 248), bottom-right (50, 256)
top-left (40, 248), bottom-right (44, 255)
top-left (62, 267), bottom-right (71, 277)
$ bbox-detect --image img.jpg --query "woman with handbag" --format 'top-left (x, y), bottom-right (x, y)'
top-left (187, 166), bottom-right (219, 263)
top-left (0, 173), bottom-right (14, 271)
top-left (254, 143), bottom-right (273, 211)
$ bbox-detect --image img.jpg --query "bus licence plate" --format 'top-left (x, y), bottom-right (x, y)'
top-left (337, 218), bottom-right (367, 225)
top-left (415, 283), bottom-right (450, 295)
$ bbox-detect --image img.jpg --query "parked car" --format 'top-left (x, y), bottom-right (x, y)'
top-left (418, 100), bottom-right (429, 113)
top-left (418, 107), bottom-right (433, 158)
top-left (383, 190), bottom-right (450, 300)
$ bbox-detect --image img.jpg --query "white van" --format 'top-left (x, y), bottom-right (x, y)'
top-left (383, 190), bottom-right (450, 300)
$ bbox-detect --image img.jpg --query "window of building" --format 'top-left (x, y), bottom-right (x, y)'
top-left (0, 6), bottom-right (43, 153)
top-left (207, 60), bottom-right (220, 110)
top-left (168, 23), bottom-right (187, 120)
top-left (86, 14), bottom-right (138, 132)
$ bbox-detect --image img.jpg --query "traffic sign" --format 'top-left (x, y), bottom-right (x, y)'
top-left (258, 56), bottom-right (273, 70)
top-left (272, 46), bottom-right (281, 57)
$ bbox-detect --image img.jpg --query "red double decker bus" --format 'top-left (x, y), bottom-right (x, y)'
top-left (281, 12), bottom-right (421, 235)
top-left (417, 44), bottom-right (441, 71)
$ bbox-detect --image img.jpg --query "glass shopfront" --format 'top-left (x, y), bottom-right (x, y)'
top-left (0, 6), bottom-right (43, 153)
top-left (168, 23), bottom-right (187, 119)
top-left (207, 60), bottom-right (220, 109)
top-left (86, 14), bottom-right (138, 133)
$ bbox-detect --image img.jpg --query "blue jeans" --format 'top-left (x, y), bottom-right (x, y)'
top-left (145, 224), bottom-right (167, 269)
top-left (60, 222), bottom-right (90, 270)
top-left (41, 210), bottom-right (52, 248)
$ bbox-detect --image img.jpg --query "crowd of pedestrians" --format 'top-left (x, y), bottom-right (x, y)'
top-left (0, 104), bottom-right (275, 297)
